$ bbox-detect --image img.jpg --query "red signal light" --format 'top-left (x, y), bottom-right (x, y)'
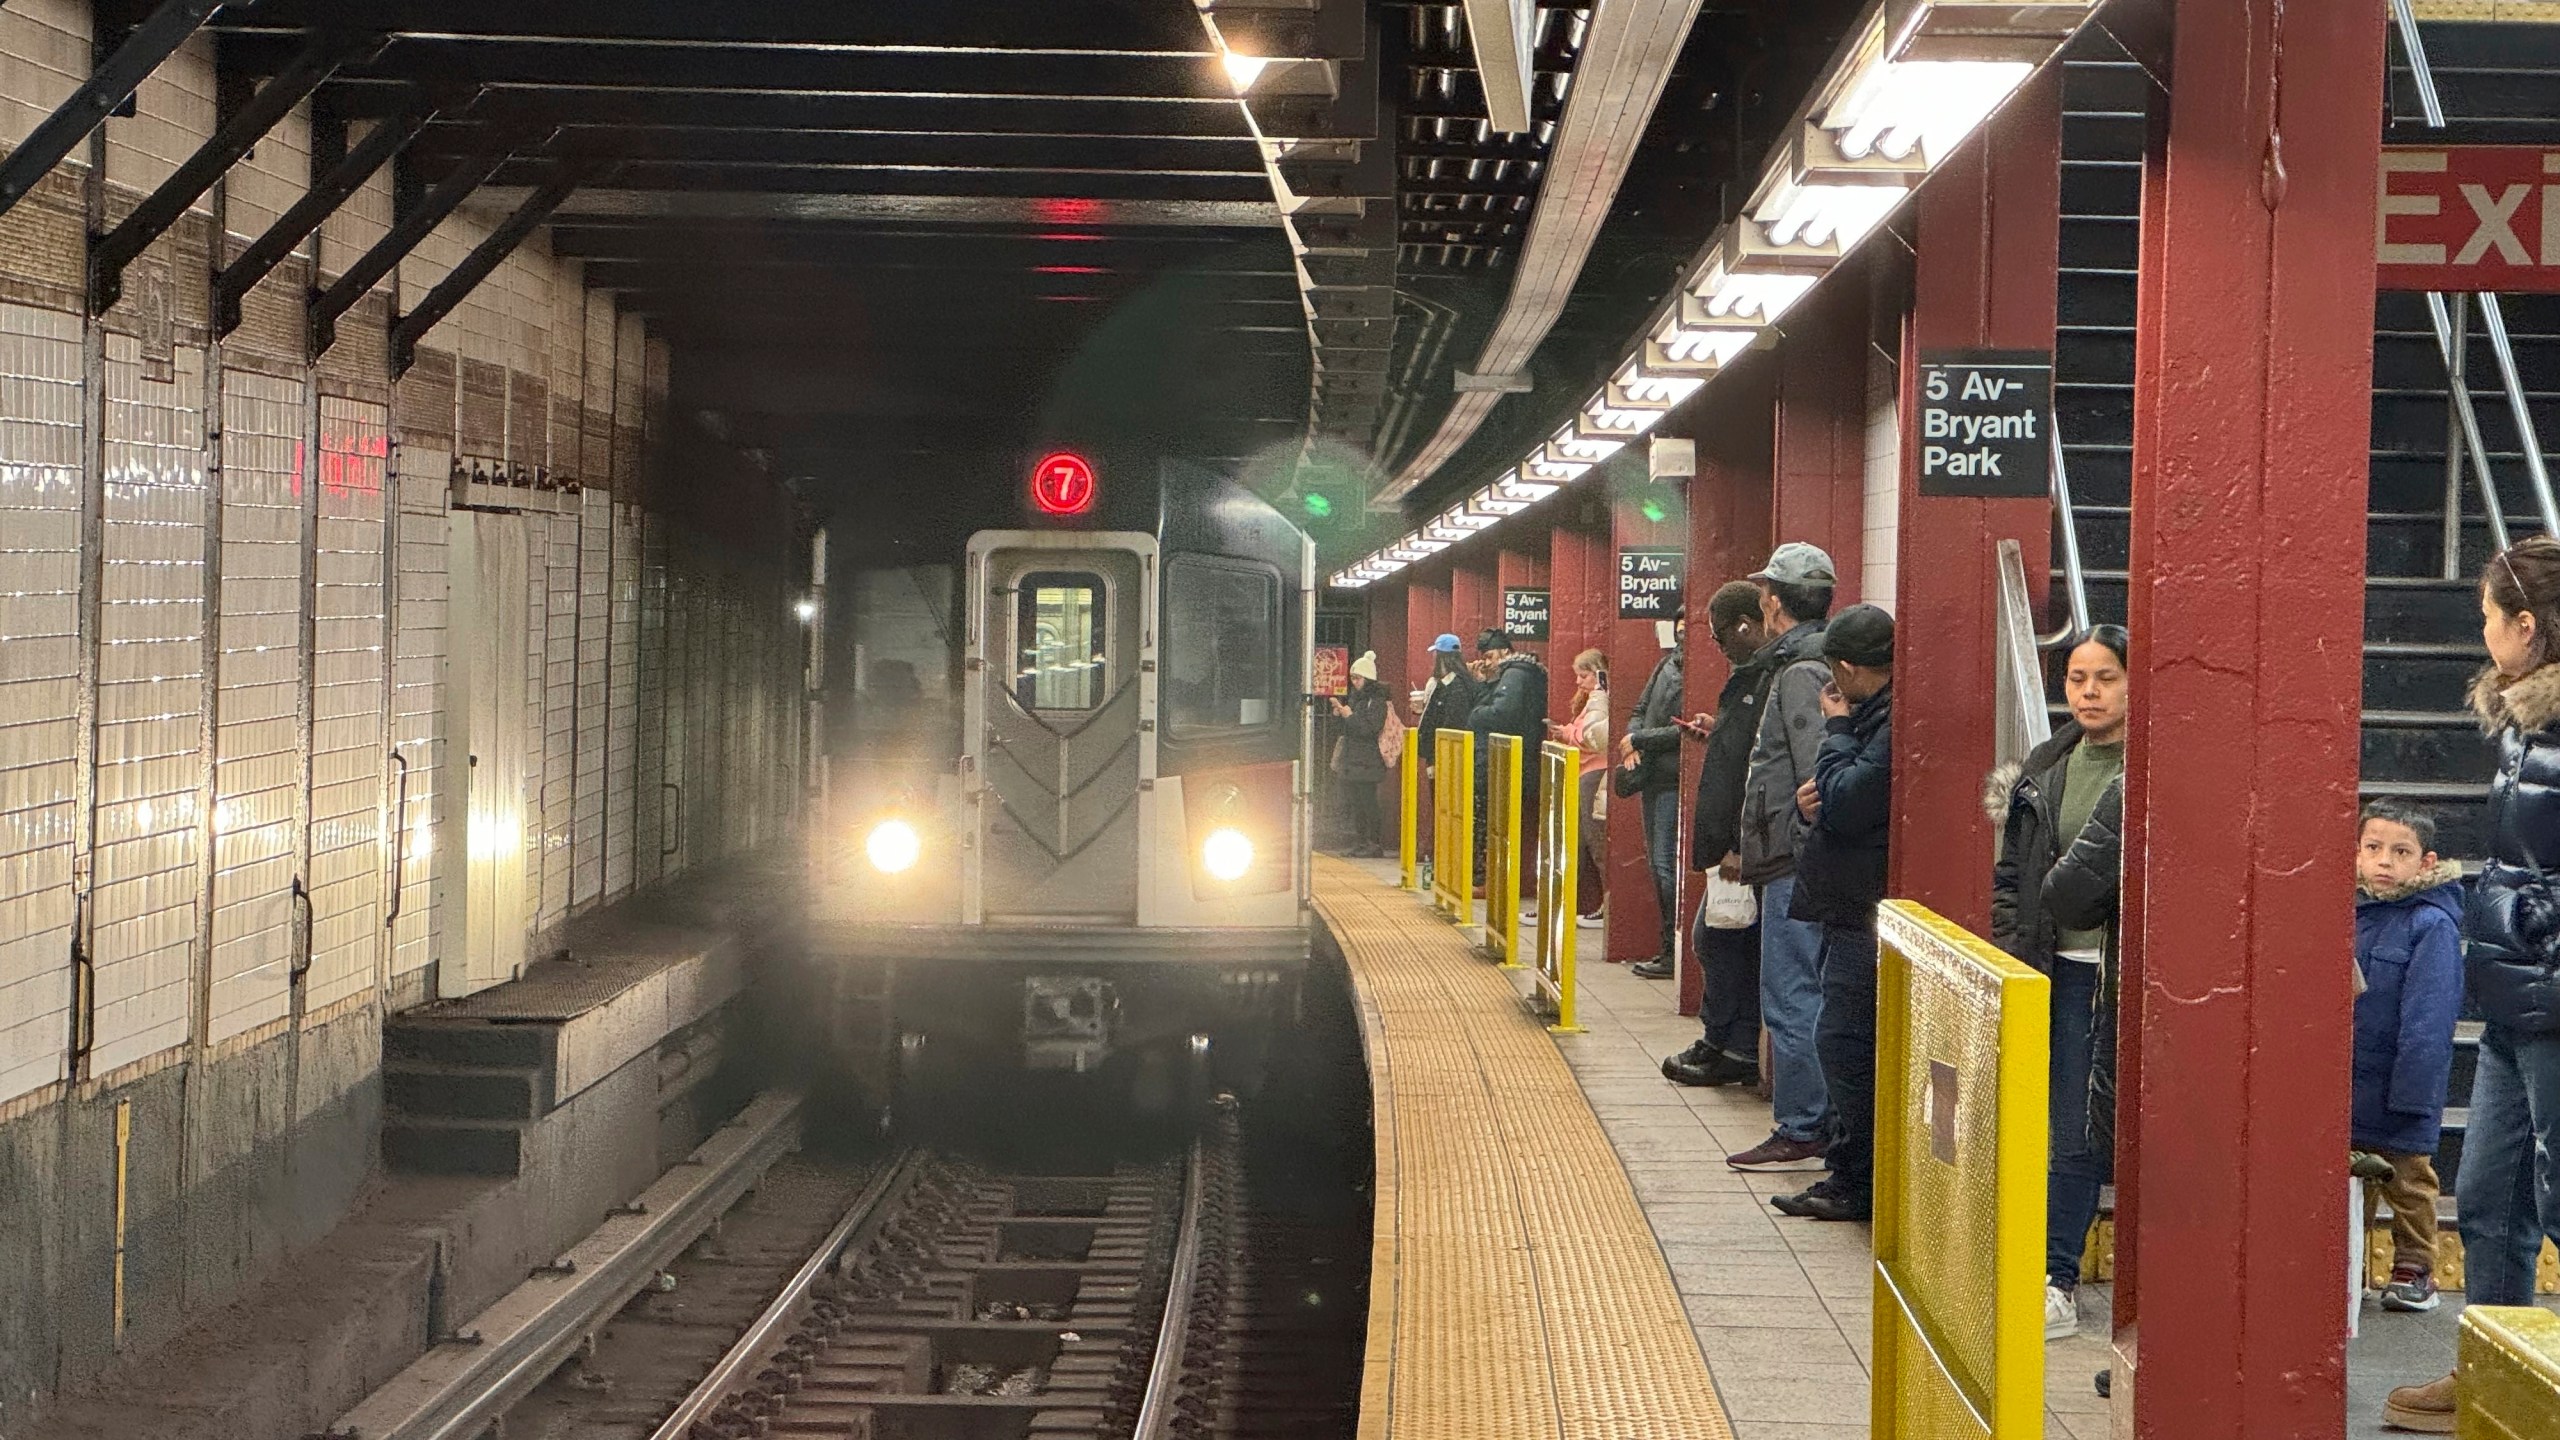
top-left (1030, 452), bottom-right (1098, 516)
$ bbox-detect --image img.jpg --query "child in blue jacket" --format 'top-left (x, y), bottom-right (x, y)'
top-left (2352, 799), bottom-right (2466, 1314)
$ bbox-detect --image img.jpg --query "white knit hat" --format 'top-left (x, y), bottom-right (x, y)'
top-left (1349, 650), bottom-right (1378, 681)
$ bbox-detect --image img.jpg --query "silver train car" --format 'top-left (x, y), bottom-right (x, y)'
top-left (808, 465), bottom-right (1314, 1102)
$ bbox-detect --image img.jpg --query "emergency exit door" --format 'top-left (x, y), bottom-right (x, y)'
top-left (444, 508), bottom-right (530, 997)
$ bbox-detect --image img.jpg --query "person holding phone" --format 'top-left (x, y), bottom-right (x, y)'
top-left (1618, 618), bottom-right (1689, 976)
top-left (1665, 581), bottom-right (1774, 1088)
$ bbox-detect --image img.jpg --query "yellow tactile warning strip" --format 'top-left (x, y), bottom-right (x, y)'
top-left (1314, 855), bottom-right (1735, 1440)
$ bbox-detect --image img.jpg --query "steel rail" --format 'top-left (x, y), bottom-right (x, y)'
top-left (324, 1091), bottom-right (803, 1440)
top-left (1133, 1138), bottom-right (1211, 1440)
top-left (644, 1148), bottom-right (929, 1440)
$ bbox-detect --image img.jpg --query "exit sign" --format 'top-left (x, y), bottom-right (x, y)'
top-left (2377, 146), bottom-right (2560, 293)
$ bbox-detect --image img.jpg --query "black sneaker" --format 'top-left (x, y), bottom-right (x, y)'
top-left (1663, 1050), bottom-right (1760, 1088)
top-left (1630, 955), bottom-right (1674, 979)
top-left (1773, 1182), bottom-right (1870, 1221)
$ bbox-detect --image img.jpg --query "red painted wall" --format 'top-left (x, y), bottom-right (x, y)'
top-left (1772, 284), bottom-right (1870, 604)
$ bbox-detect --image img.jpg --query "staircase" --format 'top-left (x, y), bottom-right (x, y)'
top-left (2048, 20), bottom-right (2560, 1256)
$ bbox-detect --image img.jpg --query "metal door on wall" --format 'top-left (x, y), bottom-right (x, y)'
top-left (445, 508), bottom-right (530, 997)
top-left (970, 543), bottom-right (1146, 923)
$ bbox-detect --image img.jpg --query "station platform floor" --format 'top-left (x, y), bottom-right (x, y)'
top-left (1312, 854), bottom-right (2540, 1440)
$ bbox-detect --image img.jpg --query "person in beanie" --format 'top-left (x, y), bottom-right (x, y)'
top-left (1772, 603), bottom-right (1894, 1222)
top-left (1329, 651), bottom-right (1390, 857)
top-left (1725, 543), bottom-right (1839, 1173)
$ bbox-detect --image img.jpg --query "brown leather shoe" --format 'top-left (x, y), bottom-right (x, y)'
top-left (2381, 1372), bottom-right (2456, 1433)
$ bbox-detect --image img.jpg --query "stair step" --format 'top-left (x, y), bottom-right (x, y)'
top-left (383, 1114), bottom-right (530, 1176)
top-left (386, 1061), bottom-right (550, 1121)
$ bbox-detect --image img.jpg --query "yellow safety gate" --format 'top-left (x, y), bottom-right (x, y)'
top-left (2460, 1305), bottom-right (2560, 1438)
top-left (1482, 734), bottom-right (1525, 966)
top-left (1530, 741), bottom-right (1581, 1031)
top-left (1429, 728), bottom-right (1474, 923)
top-left (1398, 724), bottom-right (1422, 891)
top-left (1872, 900), bottom-right (2049, 1440)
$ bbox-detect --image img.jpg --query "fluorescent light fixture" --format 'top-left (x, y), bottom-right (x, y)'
top-left (1524, 452), bottom-right (1591, 481)
top-left (1470, 486), bottom-right (1531, 517)
top-left (1497, 473), bottom-right (1561, 504)
top-left (1749, 122), bottom-right (1925, 250)
top-left (1580, 388), bottom-right (1667, 437)
top-left (1222, 52), bottom-right (1271, 91)
top-left (1442, 503), bottom-right (1497, 531)
top-left (1407, 534), bottom-right (1453, 554)
top-left (1548, 425), bottom-right (1625, 462)
top-left (1426, 522), bottom-right (1471, 543)
top-left (1823, 58), bottom-right (2033, 164)
top-left (1613, 358), bottom-right (1702, 408)
top-left (1650, 310), bottom-right (1758, 371)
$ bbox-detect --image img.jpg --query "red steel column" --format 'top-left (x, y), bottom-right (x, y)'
top-left (1368, 582), bottom-right (1409, 718)
top-left (1450, 548), bottom-right (1496, 649)
top-left (1404, 563), bottom-right (1452, 855)
top-left (1886, 71), bottom-right (2060, 935)
top-left (1680, 370), bottom-right (1775, 1012)
top-left (1608, 483), bottom-right (1685, 963)
top-left (1772, 284), bottom-right (1868, 604)
top-left (1496, 530), bottom-right (1551, 666)
top-left (2117, 5), bottom-right (2381, 1432)
top-left (1548, 506), bottom-right (1612, 726)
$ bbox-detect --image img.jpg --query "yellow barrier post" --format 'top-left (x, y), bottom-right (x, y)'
top-left (1399, 724), bottom-right (1422, 890)
top-left (1483, 734), bottom-right (1525, 967)
top-left (2458, 1305), bottom-right (2560, 1438)
top-left (1872, 901), bottom-right (2049, 1440)
top-left (1531, 741), bottom-right (1581, 1032)
top-left (1430, 729), bottom-right (1474, 923)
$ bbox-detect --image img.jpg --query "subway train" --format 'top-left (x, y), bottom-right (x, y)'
top-left (806, 456), bottom-right (1314, 1109)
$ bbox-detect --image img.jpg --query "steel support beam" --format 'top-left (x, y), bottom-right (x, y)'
top-left (91, 31), bottom-right (378, 315)
top-left (309, 131), bottom-right (529, 358)
top-left (1885, 69), bottom-right (2059, 936)
top-left (2115, 3), bottom-right (2385, 1434)
top-left (388, 160), bottom-right (597, 377)
top-left (0, 0), bottom-right (221, 218)
top-left (215, 97), bottom-right (449, 336)
top-left (1604, 490), bottom-right (1682, 966)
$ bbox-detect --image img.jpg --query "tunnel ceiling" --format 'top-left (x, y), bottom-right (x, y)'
top-left (204, 0), bottom-right (1862, 526)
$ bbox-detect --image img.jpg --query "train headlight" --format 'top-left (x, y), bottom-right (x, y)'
top-left (865, 818), bottom-right (922, 874)
top-left (1202, 827), bottom-right (1255, 882)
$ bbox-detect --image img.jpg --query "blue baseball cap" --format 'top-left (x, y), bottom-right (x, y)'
top-left (1431, 633), bottom-right (1462, 652)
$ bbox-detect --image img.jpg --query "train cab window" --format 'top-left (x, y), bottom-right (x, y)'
top-left (1013, 573), bottom-right (1109, 712)
top-left (1165, 556), bottom-right (1282, 738)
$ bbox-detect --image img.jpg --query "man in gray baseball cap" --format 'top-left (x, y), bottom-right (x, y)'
top-left (1748, 541), bottom-right (1838, 589)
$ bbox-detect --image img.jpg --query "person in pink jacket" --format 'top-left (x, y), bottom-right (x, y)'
top-left (1548, 649), bottom-right (1610, 924)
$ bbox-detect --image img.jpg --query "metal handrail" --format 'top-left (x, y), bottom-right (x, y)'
top-left (1994, 539), bottom-right (2055, 773)
top-left (2046, 428), bottom-right (2091, 645)
top-left (2431, 293), bottom-right (2513, 556)
top-left (2393, 0), bottom-right (2559, 543)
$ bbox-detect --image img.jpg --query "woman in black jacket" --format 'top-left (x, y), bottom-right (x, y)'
top-left (1986, 626), bottom-right (2128, 1340)
top-left (2386, 536), bottom-right (2560, 1432)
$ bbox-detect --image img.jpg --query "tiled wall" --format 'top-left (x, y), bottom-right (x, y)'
top-left (1863, 343), bottom-right (1901, 612)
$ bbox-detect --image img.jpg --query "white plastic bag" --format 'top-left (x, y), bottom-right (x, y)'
top-left (1698, 872), bottom-right (1757, 929)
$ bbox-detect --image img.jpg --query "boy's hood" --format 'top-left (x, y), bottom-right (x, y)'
top-left (2358, 857), bottom-right (2466, 918)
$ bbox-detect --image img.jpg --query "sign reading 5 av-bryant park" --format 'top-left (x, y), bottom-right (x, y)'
top-left (1501, 586), bottom-right (1551, 640)
top-left (1915, 349), bottom-right (2052, 499)
top-left (1617, 550), bottom-right (1683, 620)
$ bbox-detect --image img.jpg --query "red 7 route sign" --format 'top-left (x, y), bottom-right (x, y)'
top-left (2377, 145), bottom-right (2560, 293)
top-left (1030, 451), bottom-right (1097, 515)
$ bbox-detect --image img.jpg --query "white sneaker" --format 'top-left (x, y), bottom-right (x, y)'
top-left (2044, 1284), bottom-right (2078, 1341)
top-left (1577, 912), bottom-right (1604, 928)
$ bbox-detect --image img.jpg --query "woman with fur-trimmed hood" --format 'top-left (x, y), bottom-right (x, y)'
top-left (2388, 535), bottom-right (2560, 1432)
top-left (1985, 626), bottom-right (2128, 1344)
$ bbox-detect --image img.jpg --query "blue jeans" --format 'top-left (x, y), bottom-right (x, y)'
top-left (2047, 959), bottom-right (2110, 1287)
top-left (1641, 787), bottom-right (1682, 955)
top-left (1759, 874), bottom-right (1829, 1143)
top-left (2456, 1023), bottom-right (2560, 1306)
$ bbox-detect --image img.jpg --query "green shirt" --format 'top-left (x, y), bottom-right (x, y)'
top-left (2054, 739), bottom-right (2124, 958)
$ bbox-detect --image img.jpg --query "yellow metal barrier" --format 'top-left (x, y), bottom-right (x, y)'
top-left (1530, 741), bottom-right (1581, 1032)
top-left (1482, 734), bottom-right (1525, 967)
top-left (1430, 728), bottom-right (1475, 923)
top-left (1872, 900), bottom-right (2049, 1440)
top-left (1399, 723), bottom-right (1422, 891)
top-left (2460, 1305), bottom-right (2560, 1439)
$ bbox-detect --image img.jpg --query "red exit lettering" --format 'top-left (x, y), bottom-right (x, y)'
top-left (2376, 146), bottom-right (2560, 293)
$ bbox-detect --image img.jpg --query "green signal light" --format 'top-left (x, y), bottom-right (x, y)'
top-left (1303, 492), bottom-right (1334, 520)
top-left (1640, 498), bottom-right (1668, 523)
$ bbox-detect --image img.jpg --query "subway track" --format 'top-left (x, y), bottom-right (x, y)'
top-left (500, 1115), bottom-right (1249, 1440)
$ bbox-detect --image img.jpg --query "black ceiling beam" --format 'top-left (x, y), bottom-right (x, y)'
top-left (311, 129), bottom-right (534, 357)
top-left (212, 0), bottom-right (1211, 52)
top-left (549, 226), bottom-right (1292, 267)
top-left (216, 94), bottom-right (451, 336)
top-left (391, 160), bottom-right (597, 377)
top-left (0, 0), bottom-right (221, 219)
top-left (323, 87), bottom-right (1249, 137)
top-left (92, 30), bottom-right (380, 315)
top-left (218, 36), bottom-right (1228, 99)
top-left (468, 164), bottom-right (1275, 203)
top-left (581, 259), bottom-right (1296, 292)
top-left (411, 126), bottom-right (1260, 173)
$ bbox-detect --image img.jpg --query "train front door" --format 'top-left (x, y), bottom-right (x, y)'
top-left (966, 537), bottom-right (1151, 923)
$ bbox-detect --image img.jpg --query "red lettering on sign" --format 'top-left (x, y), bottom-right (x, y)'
top-left (2376, 146), bottom-right (2560, 292)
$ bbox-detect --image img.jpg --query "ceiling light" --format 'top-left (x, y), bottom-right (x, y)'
top-left (1222, 53), bottom-right (1271, 91)
top-left (1548, 426), bottom-right (1625, 463)
top-left (1443, 504), bottom-right (1497, 531)
top-left (1470, 487), bottom-right (1531, 517)
top-left (1497, 473), bottom-right (1561, 504)
top-left (1823, 58), bottom-right (2033, 164)
top-left (1525, 452), bottom-right (1591, 481)
top-left (1613, 358), bottom-right (1702, 408)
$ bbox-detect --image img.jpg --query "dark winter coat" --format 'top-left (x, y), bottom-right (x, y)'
top-left (1691, 646), bottom-right (1781, 869)
top-left (1417, 668), bottom-right (1479, 756)
top-left (1986, 727), bottom-right (2088, 974)
top-left (2044, 776), bottom-right (2123, 1158)
top-left (1623, 648), bottom-right (1686, 795)
top-left (1335, 682), bottom-right (1389, 783)
top-left (1467, 653), bottom-right (1549, 755)
top-left (1737, 621), bottom-right (1831, 885)
top-left (2352, 859), bottom-right (2466, 1154)
top-left (2467, 664), bottom-right (2560, 1034)
top-left (1790, 685), bottom-right (1892, 931)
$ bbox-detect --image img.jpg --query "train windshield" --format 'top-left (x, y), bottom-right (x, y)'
top-left (1164, 556), bottom-right (1282, 737)
top-left (1013, 572), bottom-right (1109, 711)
